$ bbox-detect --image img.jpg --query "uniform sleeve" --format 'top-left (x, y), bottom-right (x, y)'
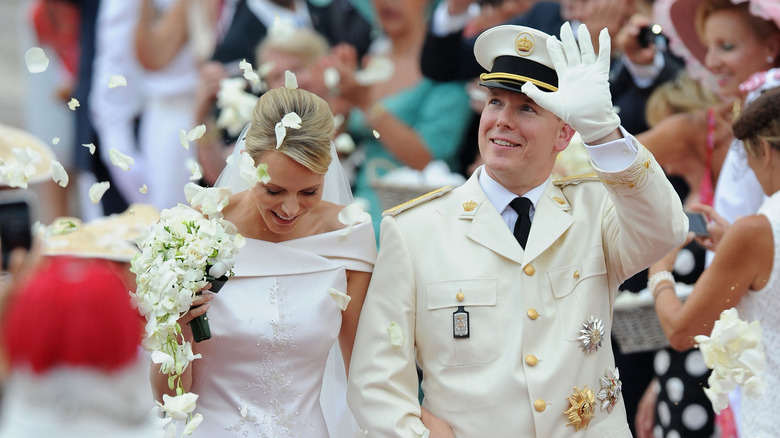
top-left (347, 216), bottom-right (427, 438)
top-left (595, 139), bottom-right (689, 291)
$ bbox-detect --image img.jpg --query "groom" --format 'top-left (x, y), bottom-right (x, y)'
top-left (347, 22), bottom-right (688, 437)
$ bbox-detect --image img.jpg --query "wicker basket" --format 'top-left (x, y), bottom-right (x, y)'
top-left (367, 158), bottom-right (444, 211)
top-left (612, 284), bottom-right (692, 354)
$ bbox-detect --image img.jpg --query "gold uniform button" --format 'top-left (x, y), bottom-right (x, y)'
top-left (527, 308), bottom-right (539, 320)
top-left (456, 291), bottom-right (464, 301)
top-left (523, 264), bottom-right (536, 276)
top-left (525, 355), bottom-right (538, 366)
top-left (534, 399), bottom-right (546, 412)
top-left (573, 270), bottom-right (580, 279)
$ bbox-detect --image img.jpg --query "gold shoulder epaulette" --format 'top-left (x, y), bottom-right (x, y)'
top-left (553, 173), bottom-right (600, 187)
top-left (382, 186), bottom-right (453, 217)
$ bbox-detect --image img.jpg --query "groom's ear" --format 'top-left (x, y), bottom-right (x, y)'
top-left (554, 123), bottom-right (576, 152)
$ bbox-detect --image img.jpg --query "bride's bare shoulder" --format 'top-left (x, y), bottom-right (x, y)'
top-left (314, 201), bottom-right (348, 233)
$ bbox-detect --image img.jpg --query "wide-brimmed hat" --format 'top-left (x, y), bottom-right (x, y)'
top-left (669, 0), bottom-right (780, 66)
top-left (43, 204), bottom-right (160, 262)
top-left (0, 123), bottom-right (55, 186)
top-left (474, 25), bottom-right (559, 94)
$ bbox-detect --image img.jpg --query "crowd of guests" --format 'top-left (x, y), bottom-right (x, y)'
top-left (2, 0), bottom-right (780, 437)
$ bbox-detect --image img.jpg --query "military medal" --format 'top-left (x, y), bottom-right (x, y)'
top-left (453, 306), bottom-right (470, 338)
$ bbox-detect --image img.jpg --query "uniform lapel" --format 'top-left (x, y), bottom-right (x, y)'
top-left (522, 183), bottom-right (574, 265)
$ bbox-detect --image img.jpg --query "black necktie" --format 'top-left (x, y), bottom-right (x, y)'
top-left (510, 197), bottom-right (532, 249)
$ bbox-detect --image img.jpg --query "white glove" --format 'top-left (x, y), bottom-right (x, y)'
top-left (521, 22), bottom-right (621, 143)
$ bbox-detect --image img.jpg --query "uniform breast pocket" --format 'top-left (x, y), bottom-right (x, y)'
top-left (547, 253), bottom-right (608, 299)
top-left (426, 279), bottom-right (498, 367)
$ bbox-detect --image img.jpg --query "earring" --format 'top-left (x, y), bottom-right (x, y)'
top-left (768, 55), bottom-right (775, 64)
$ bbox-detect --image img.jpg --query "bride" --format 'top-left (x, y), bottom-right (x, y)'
top-left (150, 86), bottom-right (375, 436)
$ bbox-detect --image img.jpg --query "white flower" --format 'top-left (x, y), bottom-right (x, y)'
top-left (285, 70), bottom-right (298, 89)
top-left (89, 181), bottom-right (111, 203)
top-left (109, 148), bottom-right (134, 171)
top-left (227, 152), bottom-right (269, 188)
top-left (338, 202), bottom-right (370, 237)
top-left (67, 98), bottom-right (80, 110)
top-left (186, 159), bottom-right (202, 181)
top-left (695, 307), bottom-right (766, 414)
top-left (239, 59), bottom-right (260, 85)
top-left (158, 393), bottom-right (199, 421)
top-left (355, 56), bottom-right (394, 85)
top-left (51, 160), bottom-right (69, 187)
top-left (324, 67), bottom-right (340, 89)
top-left (387, 322), bottom-right (404, 347)
top-left (183, 182), bottom-right (231, 218)
top-left (274, 112), bottom-right (302, 148)
top-left (108, 75), bottom-right (127, 88)
top-left (182, 413), bottom-right (203, 435)
top-left (25, 47), bottom-right (49, 73)
top-left (334, 132), bottom-right (355, 154)
top-left (83, 143), bottom-right (96, 155)
top-left (328, 288), bottom-right (351, 311)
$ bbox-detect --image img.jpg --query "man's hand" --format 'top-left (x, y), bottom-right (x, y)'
top-left (521, 22), bottom-right (621, 143)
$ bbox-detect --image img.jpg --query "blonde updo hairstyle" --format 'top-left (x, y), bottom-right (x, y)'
top-left (245, 87), bottom-right (334, 174)
top-left (733, 86), bottom-right (780, 157)
top-left (645, 72), bottom-right (720, 127)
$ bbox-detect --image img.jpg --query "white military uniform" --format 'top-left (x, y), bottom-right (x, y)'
top-left (348, 143), bottom-right (688, 437)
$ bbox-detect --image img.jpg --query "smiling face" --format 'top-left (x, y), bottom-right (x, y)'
top-left (477, 87), bottom-right (574, 194)
top-left (251, 150), bottom-right (325, 237)
top-left (703, 9), bottom-right (778, 97)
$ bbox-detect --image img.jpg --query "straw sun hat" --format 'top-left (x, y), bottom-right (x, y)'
top-left (0, 123), bottom-right (55, 187)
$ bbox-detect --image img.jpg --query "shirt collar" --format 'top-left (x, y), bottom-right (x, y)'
top-left (478, 166), bottom-right (549, 215)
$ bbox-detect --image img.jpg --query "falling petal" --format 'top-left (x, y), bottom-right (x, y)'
top-left (355, 56), bottom-right (394, 85)
top-left (108, 75), bottom-right (127, 88)
top-left (240, 406), bottom-right (248, 418)
top-left (258, 61), bottom-right (274, 78)
top-left (83, 143), bottom-right (96, 155)
top-left (324, 67), bottom-right (340, 89)
top-left (284, 70), bottom-right (298, 89)
top-left (109, 148), bottom-right (134, 171)
top-left (67, 98), bottom-right (80, 110)
top-left (372, 129), bottom-right (380, 139)
top-left (328, 288), bottom-right (351, 311)
top-left (51, 160), bottom-right (69, 187)
top-left (89, 181), bottom-right (111, 204)
top-left (139, 184), bottom-right (148, 193)
top-left (281, 112), bottom-right (301, 129)
top-left (333, 114), bottom-right (345, 130)
top-left (179, 129), bottom-right (189, 149)
top-left (239, 59), bottom-right (260, 84)
top-left (186, 124), bottom-right (206, 142)
top-left (275, 122), bottom-right (286, 149)
top-left (387, 322), bottom-right (404, 347)
top-left (187, 158), bottom-right (203, 181)
top-left (52, 137), bottom-right (60, 145)
top-left (334, 132), bottom-right (355, 154)
top-left (24, 47), bottom-right (49, 73)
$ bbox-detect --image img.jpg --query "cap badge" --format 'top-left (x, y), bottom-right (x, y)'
top-left (515, 32), bottom-right (535, 56)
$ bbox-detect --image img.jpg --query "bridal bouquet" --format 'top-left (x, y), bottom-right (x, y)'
top-left (130, 203), bottom-right (244, 407)
top-left (694, 307), bottom-right (766, 414)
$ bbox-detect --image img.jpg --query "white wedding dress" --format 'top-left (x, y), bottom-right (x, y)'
top-left (739, 191), bottom-right (780, 436)
top-left (188, 221), bottom-right (375, 437)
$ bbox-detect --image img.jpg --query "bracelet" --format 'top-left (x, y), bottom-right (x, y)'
top-left (652, 283), bottom-right (675, 300)
top-left (647, 270), bottom-right (675, 299)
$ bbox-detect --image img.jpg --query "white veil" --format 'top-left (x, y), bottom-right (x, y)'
top-left (214, 122), bottom-right (354, 206)
top-left (213, 122), bottom-right (358, 436)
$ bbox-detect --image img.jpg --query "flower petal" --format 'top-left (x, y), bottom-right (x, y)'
top-left (387, 322), bottom-right (404, 347)
top-left (25, 47), bottom-right (49, 73)
top-left (83, 143), bottom-right (96, 155)
top-left (108, 75), bottom-right (127, 88)
top-left (89, 181), bottom-right (111, 203)
top-left (275, 122), bottom-right (286, 149)
top-left (51, 160), bottom-right (69, 187)
top-left (139, 184), bottom-right (148, 194)
top-left (52, 137), bottom-right (60, 145)
top-left (239, 59), bottom-right (260, 84)
top-left (186, 124), bottom-right (207, 142)
top-left (285, 70), bottom-right (298, 89)
top-left (187, 158), bottom-right (203, 181)
top-left (324, 67), bottom-right (340, 89)
top-left (281, 112), bottom-right (302, 129)
top-left (109, 148), bottom-right (134, 171)
top-left (182, 413), bottom-right (203, 435)
top-left (328, 287), bottom-right (351, 311)
top-left (355, 56), bottom-right (394, 85)
top-left (67, 98), bottom-right (80, 110)
top-left (334, 132), bottom-right (355, 154)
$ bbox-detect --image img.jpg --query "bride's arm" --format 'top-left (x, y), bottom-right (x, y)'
top-left (150, 290), bottom-right (215, 402)
top-left (339, 269), bottom-right (371, 374)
